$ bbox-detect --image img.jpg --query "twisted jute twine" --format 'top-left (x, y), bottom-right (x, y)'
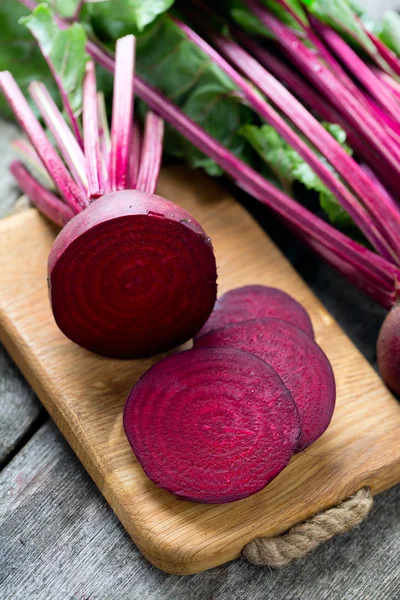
top-left (243, 487), bottom-right (373, 568)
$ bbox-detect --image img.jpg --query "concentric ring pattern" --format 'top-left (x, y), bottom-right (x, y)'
top-left (124, 348), bottom-right (300, 503)
top-left (49, 193), bottom-right (217, 358)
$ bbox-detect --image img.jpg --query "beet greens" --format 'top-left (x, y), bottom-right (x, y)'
top-left (7, 0), bottom-right (400, 393)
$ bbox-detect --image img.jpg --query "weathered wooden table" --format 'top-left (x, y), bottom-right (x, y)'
top-left (0, 113), bottom-right (399, 599)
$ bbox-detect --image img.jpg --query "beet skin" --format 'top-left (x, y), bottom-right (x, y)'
top-left (196, 318), bottom-right (336, 451)
top-left (377, 304), bottom-right (400, 396)
top-left (124, 347), bottom-right (300, 503)
top-left (195, 285), bottom-right (314, 340)
top-left (48, 190), bottom-right (217, 358)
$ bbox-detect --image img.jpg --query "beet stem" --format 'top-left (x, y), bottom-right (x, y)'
top-left (85, 43), bottom-right (400, 299)
top-left (109, 35), bottom-right (136, 192)
top-left (240, 36), bottom-right (400, 191)
top-left (246, 1), bottom-right (400, 181)
top-left (129, 120), bottom-right (142, 189)
top-left (314, 22), bottom-right (400, 123)
top-left (272, 0), bottom-right (370, 107)
top-left (0, 71), bottom-right (86, 213)
top-left (16, 0), bottom-right (400, 307)
top-left (137, 112), bottom-right (164, 195)
top-left (10, 160), bottom-right (74, 226)
top-left (11, 138), bottom-right (55, 191)
top-left (29, 81), bottom-right (88, 194)
top-left (364, 24), bottom-right (400, 78)
top-left (97, 91), bottom-right (111, 193)
top-left (175, 18), bottom-right (400, 262)
top-left (83, 61), bottom-right (104, 200)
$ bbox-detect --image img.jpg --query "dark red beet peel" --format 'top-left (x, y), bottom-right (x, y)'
top-left (196, 318), bottom-right (336, 451)
top-left (48, 191), bottom-right (217, 358)
top-left (195, 285), bottom-right (314, 340)
top-left (377, 304), bottom-right (400, 397)
top-left (123, 347), bottom-right (300, 503)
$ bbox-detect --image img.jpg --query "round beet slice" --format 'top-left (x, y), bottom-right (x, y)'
top-left (124, 347), bottom-right (300, 504)
top-left (48, 190), bottom-right (217, 358)
top-left (194, 285), bottom-right (314, 341)
top-left (196, 318), bottom-right (335, 451)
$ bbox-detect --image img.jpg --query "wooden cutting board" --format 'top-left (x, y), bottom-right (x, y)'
top-left (0, 166), bottom-right (399, 575)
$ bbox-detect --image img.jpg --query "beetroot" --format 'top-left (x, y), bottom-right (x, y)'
top-left (195, 285), bottom-right (314, 341)
top-left (377, 304), bottom-right (400, 397)
top-left (48, 191), bottom-right (216, 358)
top-left (196, 318), bottom-right (336, 451)
top-left (1, 34), bottom-right (217, 358)
top-left (124, 347), bottom-right (300, 503)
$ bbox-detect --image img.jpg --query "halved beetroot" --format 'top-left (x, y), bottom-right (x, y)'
top-left (194, 285), bottom-right (314, 341)
top-left (123, 347), bottom-right (300, 503)
top-left (196, 318), bottom-right (335, 451)
top-left (48, 190), bottom-right (217, 358)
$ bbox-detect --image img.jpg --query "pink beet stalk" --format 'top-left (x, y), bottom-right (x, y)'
top-left (96, 91), bottom-right (111, 193)
top-left (0, 71), bottom-right (86, 213)
top-left (137, 112), bottom-right (164, 195)
top-left (22, 3), bottom-right (84, 149)
top-left (83, 61), bottom-right (104, 200)
top-left (364, 26), bottom-right (400, 78)
top-left (11, 138), bottom-right (55, 190)
top-left (315, 23), bottom-right (400, 123)
top-left (240, 36), bottom-right (398, 185)
top-left (82, 42), bottom-right (400, 301)
top-left (176, 18), bottom-right (400, 262)
top-left (10, 161), bottom-right (74, 226)
top-left (246, 1), bottom-right (400, 181)
top-left (270, 0), bottom-right (371, 108)
top-left (15, 0), bottom-right (400, 307)
top-left (29, 81), bottom-right (88, 193)
top-left (109, 35), bottom-right (136, 192)
top-left (129, 121), bottom-right (142, 189)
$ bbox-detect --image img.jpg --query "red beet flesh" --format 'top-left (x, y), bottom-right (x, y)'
top-left (195, 285), bottom-right (314, 341)
top-left (48, 190), bottom-right (217, 358)
top-left (377, 304), bottom-right (400, 396)
top-left (196, 318), bottom-right (336, 451)
top-left (123, 347), bottom-right (300, 503)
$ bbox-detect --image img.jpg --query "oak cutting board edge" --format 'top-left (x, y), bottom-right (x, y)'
top-left (1, 166), bottom-right (400, 575)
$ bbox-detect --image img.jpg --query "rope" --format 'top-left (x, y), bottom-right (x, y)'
top-left (243, 487), bottom-right (373, 568)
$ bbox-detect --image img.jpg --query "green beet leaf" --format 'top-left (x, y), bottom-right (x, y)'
top-left (86, 0), bottom-right (175, 39)
top-left (378, 11), bottom-right (400, 58)
top-left (300, 0), bottom-right (376, 54)
top-left (0, 0), bottom-right (60, 119)
top-left (21, 4), bottom-right (87, 117)
top-left (241, 122), bottom-right (355, 229)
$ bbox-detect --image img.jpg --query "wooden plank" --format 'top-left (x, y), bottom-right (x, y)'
top-left (0, 344), bottom-right (42, 465)
top-left (0, 166), bottom-right (399, 575)
top-left (0, 120), bottom-right (43, 465)
top-left (1, 421), bottom-right (399, 599)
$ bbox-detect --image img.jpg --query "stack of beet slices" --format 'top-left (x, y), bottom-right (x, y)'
top-left (124, 285), bottom-right (336, 504)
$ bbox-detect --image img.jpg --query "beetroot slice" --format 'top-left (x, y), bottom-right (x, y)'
top-left (123, 347), bottom-right (300, 504)
top-left (194, 285), bottom-right (314, 341)
top-left (196, 318), bottom-right (335, 451)
top-left (48, 190), bottom-right (217, 358)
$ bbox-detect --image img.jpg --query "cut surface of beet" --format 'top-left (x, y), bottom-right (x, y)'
top-left (123, 347), bottom-right (300, 503)
top-left (196, 318), bottom-right (335, 451)
top-left (194, 285), bottom-right (314, 341)
top-left (48, 190), bottom-right (217, 358)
